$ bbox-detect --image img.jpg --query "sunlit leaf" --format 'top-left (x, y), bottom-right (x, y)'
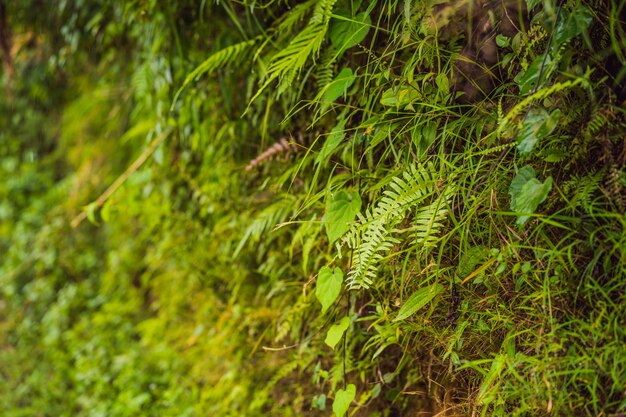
top-left (325, 191), bottom-right (361, 243)
top-left (509, 165), bottom-right (553, 225)
top-left (315, 266), bottom-right (343, 313)
top-left (325, 316), bottom-right (350, 349)
top-left (332, 384), bottom-right (356, 417)
top-left (516, 108), bottom-right (561, 156)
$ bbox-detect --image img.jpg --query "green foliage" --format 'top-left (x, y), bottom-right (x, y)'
top-left (394, 283), bottom-right (443, 322)
top-left (342, 163), bottom-right (450, 289)
top-left (325, 316), bottom-right (350, 350)
top-left (325, 190), bottom-right (361, 243)
top-left (1, 0), bottom-right (625, 416)
top-left (509, 165), bottom-right (553, 225)
top-left (315, 266), bottom-right (343, 314)
top-left (332, 383), bottom-right (356, 417)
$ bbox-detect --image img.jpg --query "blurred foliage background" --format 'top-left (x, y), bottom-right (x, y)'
top-left (0, 0), bottom-right (624, 416)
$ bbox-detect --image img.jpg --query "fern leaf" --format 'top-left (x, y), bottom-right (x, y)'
top-left (344, 163), bottom-right (452, 289)
top-left (251, 0), bottom-right (337, 100)
top-left (172, 37), bottom-right (259, 107)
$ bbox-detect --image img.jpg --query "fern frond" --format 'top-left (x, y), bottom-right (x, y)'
top-left (274, 0), bottom-right (317, 35)
top-left (252, 0), bottom-right (336, 100)
top-left (315, 48), bottom-right (335, 91)
top-left (172, 37), bottom-right (260, 107)
top-left (343, 163), bottom-right (452, 289)
top-left (412, 191), bottom-right (451, 248)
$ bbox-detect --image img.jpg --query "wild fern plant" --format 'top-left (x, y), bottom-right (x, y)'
top-left (342, 163), bottom-right (452, 289)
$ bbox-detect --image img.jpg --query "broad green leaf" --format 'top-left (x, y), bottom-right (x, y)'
top-left (322, 68), bottom-right (356, 107)
top-left (325, 191), bottom-right (361, 243)
top-left (315, 266), bottom-right (343, 314)
top-left (496, 34), bottom-right (510, 47)
top-left (514, 54), bottom-right (553, 95)
top-left (394, 283), bottom-right (443, 322)
top-left (312, 394), bottom-right (326, 410)
top-left (330, 12), bottom-right (371, 53)
top-left (435, 73), bottom-right (449, 96)
top-left (325, 316), bottom-right (350, 349)
top-left (332, 384), bottom-right (356, 417)
top-left (509, 165), bottom-right (553, 226)
top-left (516, 108), bottom-right (561, 156)
top-left (316, 119), bottom-right (347, 164)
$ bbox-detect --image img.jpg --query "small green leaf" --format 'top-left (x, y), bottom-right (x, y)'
top-left (315, 267), bottom-right (343, 314)
top-left (325, 316), bottom-right (350, 349)
top-left (514, 54), bottom-right (553, 95)
top-left (312, 394), bottom-right (326, 410)
top-left (330, 12), bottom-right (371, 53)
top-left (435, 73), bottom-right (449, 96)
top-left (332, 384), bottom-right (356, 417)
top-left (509, 165), bottom-right (553, 226)
top-left (394, 283), bottom-right (443, 322)
top-left (516, 108), bottom-right (561, 157)
top-left (86, 202), bottom-right (99, 225)
top-left (316, 119), bottom-right (347, 164)
top-left (325, 191), bottom-right (361, 243)
top-left (380, 85), bottom-right (420, 108)
top-left (322, 68), bottom-right (356, 107)
top-left (496, 34), bottom-right (510, 47)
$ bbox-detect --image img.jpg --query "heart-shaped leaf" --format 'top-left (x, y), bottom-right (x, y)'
top-left (509, 165), bottom-right (553, 226)
top-left (514, 54), bottom-right (553, 95)
top-left (315, 266), bottom-right (343, 314)
top-left (394, 283), bottom-right (443, 321)
top-left (332, 384), bottom-right (356, 417)
top-left (516, 108), bottom-right (561, 157)
top-left (325, 316), bottom-right (350, 349)
top-left (325, 191), bottom-right (361, 243)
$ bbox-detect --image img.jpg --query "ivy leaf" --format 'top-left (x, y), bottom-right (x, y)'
top-left (325, 316), bottom-right (350, 349)
top-left (508, 165), bottom-right (553, 226)
top-left (514, 54), bottom-right (553, 95)
top-left (325, 191), bottom-right (361, 243)
top-left (322, 68), bottom-right (356, 108)
top-left (315, 266), bottom-right (343, 314)
top-left (394, 283), bottom-right (443, 321)
top-left (332, 384), bottom-right (356, 417)
top-left (330, 12), bottom-right (371, 53)
top-left (316, 119), bottom-right (347, 164)
top-left (516, 108), bottom-right (561, 157)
